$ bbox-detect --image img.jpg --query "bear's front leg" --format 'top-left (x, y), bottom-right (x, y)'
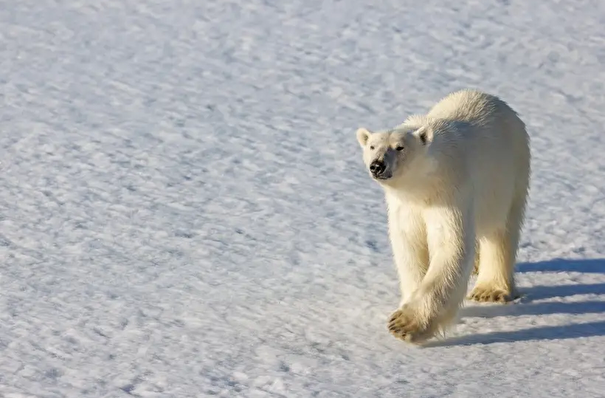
top-left (388, 205), bottom-right (475, 344)
top-left (387, 206), bottom-right (429, 307)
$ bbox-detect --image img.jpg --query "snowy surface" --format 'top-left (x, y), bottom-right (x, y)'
top-left (1, 0), bottom-right (605, 396)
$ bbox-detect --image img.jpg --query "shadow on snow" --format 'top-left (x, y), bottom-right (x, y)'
top-left (429, 258), bottom-right (605, 347)
top-left (516, 258), bottom-right (605, 274)
top-left (429, 320), bottom-right (605, 347)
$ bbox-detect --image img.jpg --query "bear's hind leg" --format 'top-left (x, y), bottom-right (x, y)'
top-left (469, 197), bottom-right (525, 303)
top-left (469, 231), bottom-right (515, 302)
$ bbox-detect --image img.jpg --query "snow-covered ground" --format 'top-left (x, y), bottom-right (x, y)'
top-left (1, 0), bottom-right (605, 396)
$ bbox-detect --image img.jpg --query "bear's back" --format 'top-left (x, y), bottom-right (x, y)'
top-left (427, 89), bottom-right (517, 128)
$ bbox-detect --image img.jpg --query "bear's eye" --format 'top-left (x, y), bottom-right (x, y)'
top-left (395, 146), bottom-right (404, 151)
top-left (369, 145), bottom-right (375, 150)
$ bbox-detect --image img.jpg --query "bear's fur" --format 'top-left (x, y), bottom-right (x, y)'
top-left (356, 89), bottom-right (530, 343)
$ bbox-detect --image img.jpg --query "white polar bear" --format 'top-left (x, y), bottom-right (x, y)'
top-left (356, 89), bottom-right (530, 343)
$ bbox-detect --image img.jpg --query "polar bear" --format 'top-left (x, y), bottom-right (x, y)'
top-left (356, 89), bottom-right (530, 343)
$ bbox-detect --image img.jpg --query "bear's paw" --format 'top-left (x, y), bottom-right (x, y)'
top-left (388, 306), bottom-right (434, 343)
top-left (468, 285), bottom-right (516, 303)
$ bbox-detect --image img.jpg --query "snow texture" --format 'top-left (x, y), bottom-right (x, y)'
top-left (1, 0), bottom-right (605, 397)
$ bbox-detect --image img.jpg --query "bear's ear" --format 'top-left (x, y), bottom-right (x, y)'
top-left (356, 127), bottom-right (371, 147)
top-left (415, 126), bottom-right (432, 145)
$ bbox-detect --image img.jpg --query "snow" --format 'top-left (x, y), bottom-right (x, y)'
top-left (1, 0), bottom-right (605, 396)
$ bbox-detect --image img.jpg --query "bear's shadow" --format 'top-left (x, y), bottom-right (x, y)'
top-left (428, 258), bottom-right (605, 347)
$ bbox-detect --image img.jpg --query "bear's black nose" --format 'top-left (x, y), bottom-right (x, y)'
top-left (370, 160), bottom-right (386, 176)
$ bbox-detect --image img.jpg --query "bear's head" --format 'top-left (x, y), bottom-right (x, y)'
top-left (356, 125), bottom-right (430, 186)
